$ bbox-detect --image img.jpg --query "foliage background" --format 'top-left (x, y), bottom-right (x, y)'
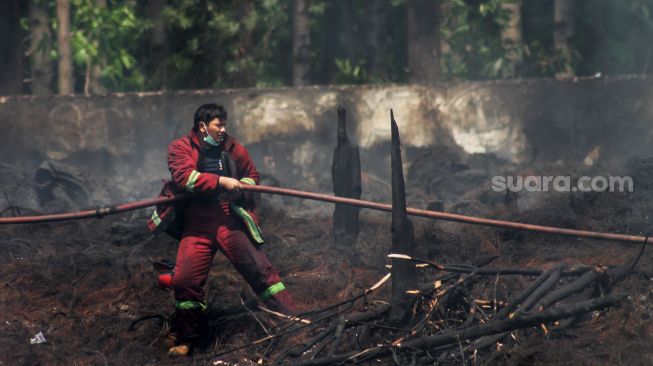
top-left (13, 0), bottom-right (653, 94)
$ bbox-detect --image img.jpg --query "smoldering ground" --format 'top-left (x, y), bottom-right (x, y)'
top-left (2, 139), bottom-right (653, 365)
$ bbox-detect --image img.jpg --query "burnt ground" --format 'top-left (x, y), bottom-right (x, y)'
top-left (2, 151), bottom-right (653, 365)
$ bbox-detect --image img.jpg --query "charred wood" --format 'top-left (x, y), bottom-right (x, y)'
top-left (495, 264), bottom-right (563, 320)
top-left (327, 315), bottom-right (346, 357)
top-left (535, 269), bottom-right (598, 310)
top-left (332, 106), bottom-right (361, 245)
top-left (389, 109), bottom-right (418, 324)
top-left (464, 265), bottom-right (563, 352)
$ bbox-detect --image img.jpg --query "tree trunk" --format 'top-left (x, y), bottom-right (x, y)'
top-left (292, 0), bottom-right (311, 86)
top-left (500, 0), bottom-right (523, 77)
top-left (389, 110), bottom-right (418, 323)
top-left (439, 0), bottom-right (460, 78)
top-left (365, 0), bottom-right (387, 81)
top-left (0, 0), bottom-right (25, 95)
top-left (406, 0), bottom-right (441, 84)
top-left (29, 0), bottom-right (52, 95)
top-left (339, 0), bottom-right (355, 63)
top-left (321, 2), bottom-right (340, 84)
top-left (332, 107), bottom-right (361, 246)
top-left (146, 0), bottom-right (168, 90)
top-left (88, 0), bottom-right (106, 95)
top-left (56, 0), bottom-right (73, 94)
top-left (233, 1), bottom-right (257, 87)
top-left (554, 0), bottom-right (575, 78)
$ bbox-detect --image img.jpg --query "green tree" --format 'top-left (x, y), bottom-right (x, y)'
top-left (441, 0), bottom-right (509, 80)
top-left (28, 0), bottom-right (53, 95)
top-left (16, 0), bottom-right (653, 96)
top-left (156, 0), bottom-right (290, 89)
top-left (69, 0), bottom-right (147, 92)
top-left (575, 0), bottom-right (653, 75)
top-left (499, 0), bottom-right (524, 77)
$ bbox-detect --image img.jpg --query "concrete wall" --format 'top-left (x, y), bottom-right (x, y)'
top-left (1, 76), bottom-right (652, 197)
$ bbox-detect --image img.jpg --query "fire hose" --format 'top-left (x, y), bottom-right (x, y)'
top-left (0, 184), bottom-right (650, 245)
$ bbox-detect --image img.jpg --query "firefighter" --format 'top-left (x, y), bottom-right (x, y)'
top-left (159, 103), bottom-right (295, 356)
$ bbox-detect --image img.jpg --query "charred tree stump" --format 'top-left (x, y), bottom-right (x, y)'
top-left (389, 109), bottom-right (418, 323)
top-left (331, 106), bottom-right (361, 245)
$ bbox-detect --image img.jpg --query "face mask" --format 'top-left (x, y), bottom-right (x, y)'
top-left (200, 122), bottom-right (222, 146)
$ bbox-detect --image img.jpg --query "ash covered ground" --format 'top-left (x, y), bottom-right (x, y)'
top-left (2, 146), bottom-right (653, 365)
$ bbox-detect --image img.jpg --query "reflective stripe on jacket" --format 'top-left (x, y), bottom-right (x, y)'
top-left (147, 129), bottom-right (263, 243)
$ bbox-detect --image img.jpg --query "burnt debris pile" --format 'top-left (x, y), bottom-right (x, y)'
top-left (261, 256), bottom-right (632, 366)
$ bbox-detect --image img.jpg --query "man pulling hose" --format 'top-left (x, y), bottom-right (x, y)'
top-left (149, 103), bottom-right (295, 356)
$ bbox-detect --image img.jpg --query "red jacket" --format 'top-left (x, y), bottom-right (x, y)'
top-left (148, 129), bottom-right (264, 243)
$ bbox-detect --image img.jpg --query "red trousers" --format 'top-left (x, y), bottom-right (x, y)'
top-left (172, 213), bottom-right (295, 341)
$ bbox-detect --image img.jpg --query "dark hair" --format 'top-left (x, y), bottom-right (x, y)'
top-left (193, 103), bottom-right (227, 129)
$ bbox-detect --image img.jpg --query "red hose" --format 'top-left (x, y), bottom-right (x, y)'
top-left (243, 185), bottom-right (651, 245)
top-left (0, 193), bottom-right (191, 224)
top-left (0, 184), bottom-right (649, 245)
